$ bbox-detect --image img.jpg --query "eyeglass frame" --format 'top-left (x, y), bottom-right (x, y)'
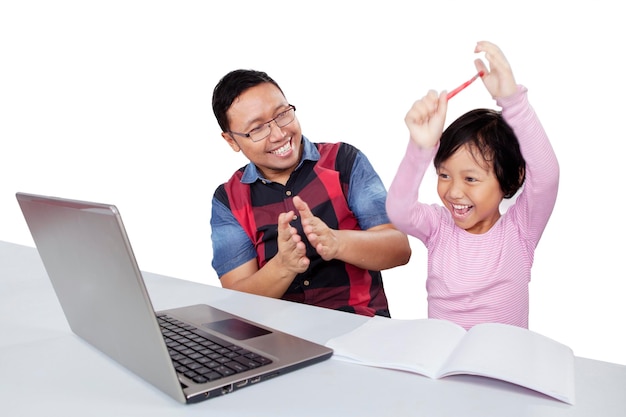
top-left (227, 105), bottom-right (297, 142)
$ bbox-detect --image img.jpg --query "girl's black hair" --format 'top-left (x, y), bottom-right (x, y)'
top-left (434, 108), bottom-right (525, 199)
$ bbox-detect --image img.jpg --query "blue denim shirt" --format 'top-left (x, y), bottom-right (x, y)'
top-left (210, 136), bottom-right (390, 277)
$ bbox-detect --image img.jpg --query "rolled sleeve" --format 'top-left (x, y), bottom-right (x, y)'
top-left (210, 197), bottom-right (257, 277)
top-left (348, 151), bottom-right (390, 230)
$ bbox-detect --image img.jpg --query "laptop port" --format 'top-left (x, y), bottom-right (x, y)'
top-left (235, 379), bottom-right (249, 388)
top-left (221, 384), bottom-right (234, 395)
top-left (250, 376), bottom-right (261, 384)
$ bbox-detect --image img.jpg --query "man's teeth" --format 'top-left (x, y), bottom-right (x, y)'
top-left (271, 142), bottom-right (291, 156)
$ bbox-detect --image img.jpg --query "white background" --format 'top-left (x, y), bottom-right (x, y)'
top-left (2, 1), bottom-right (625, 366)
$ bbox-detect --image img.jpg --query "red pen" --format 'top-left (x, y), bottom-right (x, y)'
top-left (447, 71), bottom-right (485, 100)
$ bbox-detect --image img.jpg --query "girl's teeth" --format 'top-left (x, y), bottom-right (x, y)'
top-left (453, 204), bottom-right (471, 215)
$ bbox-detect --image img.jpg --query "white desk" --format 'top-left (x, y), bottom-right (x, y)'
top-left (1, 240), bottom-right (625, 416)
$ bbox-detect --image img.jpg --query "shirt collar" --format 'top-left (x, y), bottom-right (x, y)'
top-left (240, 136), bottom-right (320, 184)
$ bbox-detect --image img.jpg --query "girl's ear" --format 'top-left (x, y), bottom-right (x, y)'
top-left (518, 166), bottom-right (526, 186)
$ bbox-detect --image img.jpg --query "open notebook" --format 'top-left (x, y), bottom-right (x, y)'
top-left (16, 192), bottom-right (333, 404)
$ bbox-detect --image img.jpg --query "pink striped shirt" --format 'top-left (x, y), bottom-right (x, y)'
top-left (386, 86), bottom-right (559, 329)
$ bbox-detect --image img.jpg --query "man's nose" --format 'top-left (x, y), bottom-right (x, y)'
top-left (267, 120), bottom-right (286, 142)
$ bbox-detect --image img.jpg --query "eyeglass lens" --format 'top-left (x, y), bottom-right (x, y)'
top-left (249, 107), bottom-right (295, 142)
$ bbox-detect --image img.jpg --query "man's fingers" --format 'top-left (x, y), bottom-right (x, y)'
top-left (293, 195), bottom-right (312, 217)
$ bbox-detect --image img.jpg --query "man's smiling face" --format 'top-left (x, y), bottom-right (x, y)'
top-left (222, 82), bottom-right (302, 185)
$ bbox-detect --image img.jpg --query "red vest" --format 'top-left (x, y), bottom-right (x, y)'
top-left (219, 142), bottom-right (389, 317)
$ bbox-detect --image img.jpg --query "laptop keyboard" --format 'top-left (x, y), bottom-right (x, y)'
top-left (157, 314), bottom-right (273, 384)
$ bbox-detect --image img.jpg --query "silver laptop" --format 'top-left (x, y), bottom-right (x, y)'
top-left (16, 192), bottom-right (333, 404)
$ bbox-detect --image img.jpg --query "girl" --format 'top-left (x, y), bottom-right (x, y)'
top-left (386, 41), bottom-right (559, 329)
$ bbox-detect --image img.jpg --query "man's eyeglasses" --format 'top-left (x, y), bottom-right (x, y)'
top-left (229, 105), bottom-right (296, 142)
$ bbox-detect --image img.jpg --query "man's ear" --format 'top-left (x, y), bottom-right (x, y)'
top-left (221, 132), bottom-right (241, 152)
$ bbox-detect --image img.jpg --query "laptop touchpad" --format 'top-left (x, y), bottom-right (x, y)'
top-left (204, 319), bottom-right (271, 340)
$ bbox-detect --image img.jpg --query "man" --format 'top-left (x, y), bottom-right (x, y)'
top-left (211, 69), bottom-right (411, 317)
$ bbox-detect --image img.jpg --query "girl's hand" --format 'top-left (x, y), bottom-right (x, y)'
top-left (404, 89), bottom-right (447, 149)
top-left (474, 41), bottom-right (518, 99)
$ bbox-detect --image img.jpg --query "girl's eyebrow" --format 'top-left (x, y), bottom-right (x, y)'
top-left (438, 162), bottom-right (489, 176)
